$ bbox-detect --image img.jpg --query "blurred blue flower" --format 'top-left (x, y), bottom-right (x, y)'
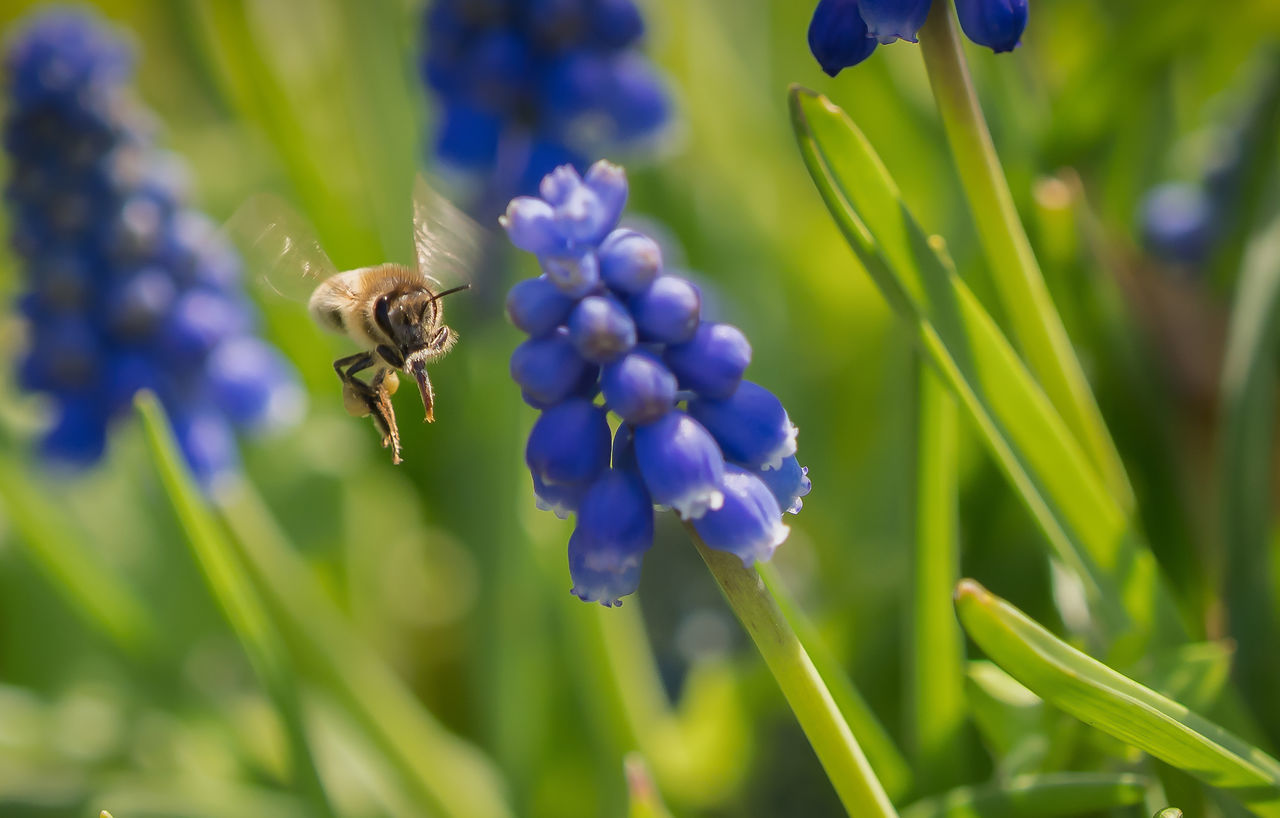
top-left (3, 9), bottom-right (303, 490)
top-left (504, 160), bottom-right (810, 605)
top-left (1139, 182), bottom-right (1217, 267)
top-left (421, 0), bottom-right (669, 211)
top-left (807, 0), bottom-right (1029, 75)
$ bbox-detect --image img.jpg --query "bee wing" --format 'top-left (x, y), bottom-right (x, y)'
top-left (412, 175), bottom-right (481, 290)
top-left (224, 193), bottom-right (339, 304)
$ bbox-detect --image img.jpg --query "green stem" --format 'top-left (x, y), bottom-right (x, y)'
top-left (135, 395), bottom-right (336, 818)
top-left (917, 1), bottom-right (1133, 511)
top-left (758, 562), bottom-right (912, 800)
top-left (690, 532), bottom-right (898, 818)
top-left (909, 362), bottom-right (968, 790)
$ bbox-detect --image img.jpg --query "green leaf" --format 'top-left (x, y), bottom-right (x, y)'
top-left (625, 755), bottom-right (675, 818)
top-left (917, 3), bottom-right (1133, 510)
top-left (788, 86), bottom-right (1182, 654)
top-left (955, 579), bottom-right (1280, 816)
top-left (908, 361), bottom-right (970, 787)
top-left (134, 394), bottom-right (336, 818)
top-left (900, 772), bottom-right (1149, 818)
top-left (1218, 214), bottom-right (1280, 738)
top-left (964, 661), bottom-right (1047, 774)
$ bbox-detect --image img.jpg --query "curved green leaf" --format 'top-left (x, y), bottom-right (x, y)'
top-left (955, 579), bottom-right (1280, 816)
top-left (788, 86), bottom-right (1183, 654)
top-left (900, 772), bottom-right (1149, 818)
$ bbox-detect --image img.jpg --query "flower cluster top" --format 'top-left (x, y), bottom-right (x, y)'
top-left (808, 0), bottom-right (1029, 76)
top-left (4, 10), bottom-right (302, 488)
top-left (421, 0), bottom-right (669, 206)
top-left (502, 160), bottom-right (811, 606)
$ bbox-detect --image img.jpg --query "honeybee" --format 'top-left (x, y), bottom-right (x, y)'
top-left (231, 178), bottom-right (477, 464)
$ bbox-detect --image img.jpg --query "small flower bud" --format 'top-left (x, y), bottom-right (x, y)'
top-left (511, 328), bottom-right (597, 407)
top-left (568, 293), bottom-right (637, 363)
top-left (663, 321), bottom-right (751, 400)
top-left (568, 469), bottom-right (655, 606)
top-left (808, 0), bottom-right (878, 77)
top-left (532, 472), bottom-right (588, 519)
top-left (584, 160), bottom-right (628, 230)
top-left (505, 275), bottom-right (576, 336)
top-left (539, 164), bottom-right (582, 206)
top-left (688, 381), bottom-right (798, 471)
top-left (859, 0), bottom-right (932, 44)
top-left (630, 275), bottom-right (700, 344)
top-left (693, 465), bottom-right (789, 566)
top-left (634, 411), bottom-right (725, 520)
top-left (501, 196), bottom-right (565, 256)
top-left (753, 455), bottom-right (812, 515)
top-left (526, 399), bottom-right (612, 487)
top-left (601, 349), bottom-right (677, 425)
top-left (953, 0), bottom-right (1027, 53)
top-left (541, 248), bottom-right (601, 298)
top-left (599, 228), bottom-right (662, 294)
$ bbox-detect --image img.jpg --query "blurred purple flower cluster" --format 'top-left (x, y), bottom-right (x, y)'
top-left (421, 0), bottom-right (669, 210)
top-left (504, 160), bottom-right (810, 606)
top-left (3, 9), bottom-right (302, 489)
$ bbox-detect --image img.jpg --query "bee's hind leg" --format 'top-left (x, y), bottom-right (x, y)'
top-left (334, 352), bottom-right (403, 464)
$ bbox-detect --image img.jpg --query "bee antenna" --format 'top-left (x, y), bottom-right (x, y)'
top-left (430, 284), bottom-right (471, 302)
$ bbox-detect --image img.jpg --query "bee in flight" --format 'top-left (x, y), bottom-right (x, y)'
top-left (232, 178), bottom-right (477, 464)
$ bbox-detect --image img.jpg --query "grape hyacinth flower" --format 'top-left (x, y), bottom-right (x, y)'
top-left (4, 10), bottom-right (303, 490)
top-left (807, 0), bottom-right (1028, 76)
top-left (1139, 182), bottom-right (1217, 267)
top-left (505, 160), bottom-right (810, 606)
top-left (421, 0), bottom-right (670, 211)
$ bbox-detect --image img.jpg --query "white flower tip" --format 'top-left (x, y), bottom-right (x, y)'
top-left (673, 488), bottom-right (725, 521)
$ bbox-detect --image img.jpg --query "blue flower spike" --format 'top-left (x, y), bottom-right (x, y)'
top-left (422, 0), bottom-right (670, 206)
top-left (3, 9), bottom-right (303, 491)
top-left (505, 160), bottom-right (811, 605)
top-left (808, 0), bottom-right (1030, 72)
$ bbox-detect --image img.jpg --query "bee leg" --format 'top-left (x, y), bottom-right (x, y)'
top-left (334, 352), bottom-right (403, 465)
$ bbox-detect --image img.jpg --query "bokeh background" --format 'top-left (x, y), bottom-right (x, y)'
top-left (0, 1), bottom-right (1278, 816)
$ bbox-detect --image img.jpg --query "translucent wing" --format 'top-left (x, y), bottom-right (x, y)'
top-left (224, 194), bottom-right (339, 304)
top-left (412, 175), bottom-right (481, 289)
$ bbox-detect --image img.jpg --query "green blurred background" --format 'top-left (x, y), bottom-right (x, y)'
top-left (0, 1), bottom-right (1278, 816)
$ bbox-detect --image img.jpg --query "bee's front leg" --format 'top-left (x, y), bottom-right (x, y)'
top-left (334, 352), bottom-right (403, 464)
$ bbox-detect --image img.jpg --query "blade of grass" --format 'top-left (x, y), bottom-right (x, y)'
top-left (134, 394), bottom-right (336, 818)
top-left (1218, 214), bottom-right (1280, 744)
top-left (900, 772), bottom-right (1149, 818)
top-left (690, 530), bottom-right (898, 818)
top-left (789, 86), bottom-right (1184, 656)
top-left (213, 477), bottom-right (514, 818)
top-left (955, 579), bottom-right (1280, 816)
top-left (0, 452), bottom-right (156, 658)
top-left (908, 361), bottom-right (968, 789)
top-left (917, 1), bottom-right (1133, 510)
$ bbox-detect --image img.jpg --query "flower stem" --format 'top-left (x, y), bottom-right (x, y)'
top-left (689, 530), bottom-right (898, 818)
top-left (917, 1), bottom-right (1133, 511)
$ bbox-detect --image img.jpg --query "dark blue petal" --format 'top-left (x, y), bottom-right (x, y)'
top-left (568, 468), bottom-right (654, 606)
top-left (568, 293), bottom-right (637, 363)
top-left (40, 398), bottom-right (108, 466)
top-left (434, 102), bottom-right (503, 170)
top-left (692, 465), bottom-right (789, 566)
top-left (688, 381), bottom-right (798, 470)
top-left (598, 228), bottom-right (662, 294)
top-left (206, 337), bottom-right (306, 431)
top-left (633, 410), bottom-right (725, 520)
top-left (525, 398), bottom-right (612, 487)
top-left (953, 0), bottom-right (1027, 53)
top-left (664, 321), bottom-right (752, 400)
top-left (511, 328), bottom-right (597, 407)
top-left (602, 55), bottom-right (669, 140)
top-left (505, 275), bottom-right (576, 336)
top-left (753, 455), bottom-right (812, 515)
top-left (532, 471), bottom-right (588, 519)
top-left (601, 349), bottom-right (677, 425)
top-left (859, 0), bottom-right (932, 44)
top-left (630, 275), bottom-right (700, 344)
top-left (808, 0), bottom-right (878, 77)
